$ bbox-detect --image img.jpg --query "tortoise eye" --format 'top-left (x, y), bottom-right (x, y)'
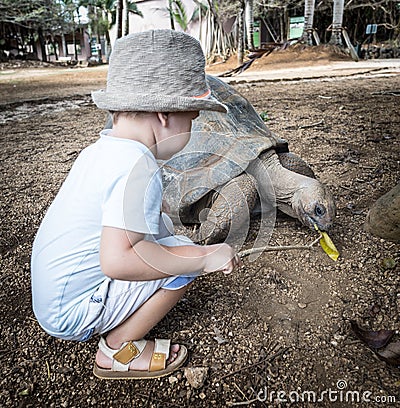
top-left (315, 204), bottom-right (326, 217)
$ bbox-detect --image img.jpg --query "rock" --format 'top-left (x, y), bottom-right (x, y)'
top-left (168, 376), bottom-right (178, 385)
top-left (364, 183), bottom-right (400, 243)
top-left (184, 367), bottom-right (209, 389)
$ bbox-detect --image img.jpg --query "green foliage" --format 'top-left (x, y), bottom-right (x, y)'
top-left (167, 0), bottom-right (188, 31)
top-left (191, 0), bottom-right (208, 21)
top-left (259, 111), bottom-right (270, 122)
top-left (127, 2), bottom-right (143, 17)
top-left (0, 0), bottom-right (78, 32)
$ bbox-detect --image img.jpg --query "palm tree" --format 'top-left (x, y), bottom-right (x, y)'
top-left (237, 0), bottom-right (244, 64)
top-left (330, 0), bottom-right (344, 45)
top-left (302, 0), bottom-right (315, 46)
top-left (82, 0), bottom-right (142, 58)
top-left (167, 0), bottom-right (188, 31)
top-left (245, 0), bottom-right (254, 50)
top-left (115, 0), bottom-right (123, 38)
top-left (123, 0), bottom-right (129, 36)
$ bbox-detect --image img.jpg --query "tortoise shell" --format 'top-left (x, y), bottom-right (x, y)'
top-left (161, 75), bottom-right (288, 216)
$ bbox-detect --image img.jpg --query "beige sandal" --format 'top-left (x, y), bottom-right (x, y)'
top-left (93, 337), bottom-right (188, 380)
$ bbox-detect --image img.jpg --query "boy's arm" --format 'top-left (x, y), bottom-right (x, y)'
top-left (100, 226), bottom-right (237, 281)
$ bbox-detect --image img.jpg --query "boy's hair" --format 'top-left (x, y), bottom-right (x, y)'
top-left (110, 111), bottom-right (139, 124)
top-left (92, 30), bottom-right (227, 114)
top-left (110, 111), bottom-right (171, 125)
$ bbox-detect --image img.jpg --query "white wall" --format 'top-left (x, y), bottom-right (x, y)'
top-left (109, 0), bottom-right (202, 47)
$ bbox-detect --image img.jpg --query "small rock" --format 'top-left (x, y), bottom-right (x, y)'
top-left (381, 258), bottom-right (396, 270)
top-left (298, 302), bottom-right (307, 309)
top-left (169, 375), bottom-right (178, 385)
top-left (184, 367), bottom-right (209, 389)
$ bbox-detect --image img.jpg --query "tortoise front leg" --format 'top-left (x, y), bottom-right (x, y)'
top-left (198, 173), bottom-right (258, 244)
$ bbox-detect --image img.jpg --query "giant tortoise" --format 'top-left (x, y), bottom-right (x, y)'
top-left (105, 75), bottom-right (336, 245)
top-left (160, 75), bottom-right (336, 244)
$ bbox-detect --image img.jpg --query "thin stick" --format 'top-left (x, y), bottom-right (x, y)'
top-left (218, 347), bottom-right (289, 381)
top-left (238, 236), bottom-right (321, 258)
top-left (233, 382), bottom-right (248, 400)
top-left (339, 185), bottom-right (358, 194)
top-left (299, 120), bottom-right (324, 129)
top-left (45, 360), bottom-right (51, 379)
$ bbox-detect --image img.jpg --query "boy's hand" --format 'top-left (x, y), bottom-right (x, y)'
top-left (203, 243), bottom-right (241, 275)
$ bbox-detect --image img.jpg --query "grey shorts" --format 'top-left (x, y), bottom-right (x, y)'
top-left (66, 234), bottom-right (199, 342)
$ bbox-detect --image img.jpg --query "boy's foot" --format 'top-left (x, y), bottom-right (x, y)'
top-left (95, 340), bottom-right (180, 371)
top-left (93, 337), bottom-right (188, 379)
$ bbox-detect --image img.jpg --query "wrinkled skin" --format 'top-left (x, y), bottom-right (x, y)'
top-left (290, 182), bottom-right (336, 231)
top-left (255, 150), bottom-right (336, 232)
top-left (194, 149), bottom-right (336, 244)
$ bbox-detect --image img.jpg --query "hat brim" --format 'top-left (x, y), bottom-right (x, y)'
top-left (92, 90), bottom-right (227, 113)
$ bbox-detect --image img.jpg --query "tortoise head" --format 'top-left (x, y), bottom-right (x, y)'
top-left (291, 181), bottom-right (336, 231)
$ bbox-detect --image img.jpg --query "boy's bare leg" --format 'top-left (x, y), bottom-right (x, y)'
top-left (96, 286), bottom-right (188, 371)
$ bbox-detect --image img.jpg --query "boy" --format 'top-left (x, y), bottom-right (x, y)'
top-left (31, 29), bottom-right (240, 380)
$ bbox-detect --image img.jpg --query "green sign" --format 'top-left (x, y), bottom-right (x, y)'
top-left (289, 16), bottom-right (305, 40)
top-left (253, 20), bottom-right (260, 48)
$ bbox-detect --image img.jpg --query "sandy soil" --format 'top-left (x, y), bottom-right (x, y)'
top-left (0, 52), bottom-right (399, 407)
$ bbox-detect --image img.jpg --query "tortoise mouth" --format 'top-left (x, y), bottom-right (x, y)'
top-left (303, 213), bottom-right (332, 232)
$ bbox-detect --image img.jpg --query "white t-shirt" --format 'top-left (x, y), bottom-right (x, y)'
top-left (31, 130), bottom-right (162, 336)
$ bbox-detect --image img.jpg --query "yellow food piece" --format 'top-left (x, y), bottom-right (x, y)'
top-left (314, 225), bottom-right (339, 261)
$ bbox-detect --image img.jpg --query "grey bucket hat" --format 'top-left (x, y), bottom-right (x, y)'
top-left (92, 30), bottom-right (227, 113)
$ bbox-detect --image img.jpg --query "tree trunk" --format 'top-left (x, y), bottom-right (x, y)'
top-left (101, 9), bottom-right (112, 61)
top-left (123, 0), bottom-right (129, 36)
top-left (38, 27), bottom-right (47, 62)
top-left (279, 8), bottom-right (285, 42)
top-left (302, 0), bottom-right (315, 46)
top-left (50, 36), bottom-right (58, 60)
top-left (245, 0), bottom-right (254, 50)
top-left (237, 2), bottom-right (244, 65)
top-left (72, 27), bottom-right (78, 60)
top-left (116, 0), bottom-right (123, 39)
top-left (168, 0), bottom-right (175, 30)
top-left (364, 183), bottom-right (400, 243)
top-left (330, 0), bottom-right (344, 46)
top-left (283, 6), bottom-right (288, 42)
top-left (30, 33), bottom-right (38, 60)
top-left (95, 7), bottom-right (103, 61)
top-left (61, 32), bottom-right (67, 57)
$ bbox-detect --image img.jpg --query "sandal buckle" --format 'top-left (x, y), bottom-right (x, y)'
top-left (113, 341), bottom-right (140, 365)
top-left (149, 352), bottom-right (166, 372)
top-left (153, 353), bottom-right (163, 360)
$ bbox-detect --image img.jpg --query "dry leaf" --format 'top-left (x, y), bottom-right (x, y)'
top-left (213, 327), bottom-right (227, 345)
top-left (381, 257), bottom-right (397, 270)
top-left (376, 341), bottom-right (400, 366)
top-left (18, 388), bottom-right (30, 397)
top-left (350, 320), bottom-right (394, 349)
top-left (314, 225), bottom-right (339, 261)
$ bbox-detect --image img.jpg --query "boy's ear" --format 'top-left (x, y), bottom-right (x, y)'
top-left (157, 112), bottom-right (169, 127)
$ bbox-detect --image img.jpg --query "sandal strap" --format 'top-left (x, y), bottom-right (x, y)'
top-left (149, 339), bottom-right (171, 372)
top-left (98, 337), bottom-right (147, 372)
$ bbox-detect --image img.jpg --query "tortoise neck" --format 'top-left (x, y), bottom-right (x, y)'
top-left (249, 150), bottom-right (316, 215)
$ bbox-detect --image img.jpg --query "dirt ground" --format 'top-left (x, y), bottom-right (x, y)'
top-left (0, 50), bottom-right (399, 407)
top-left (206, 44), bottom-right (352, 73)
